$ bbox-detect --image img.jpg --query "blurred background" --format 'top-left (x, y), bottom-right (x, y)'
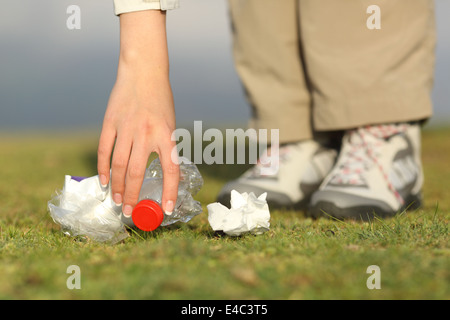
top-left (0, 0), bottom-right (449, 133)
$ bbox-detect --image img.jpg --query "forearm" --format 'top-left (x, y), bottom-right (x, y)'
top-left (117, 10), bottom-right (170, 82)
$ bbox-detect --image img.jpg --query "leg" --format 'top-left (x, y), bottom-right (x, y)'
top-left (298, 0), bottom-right (435, 130)
top-left (299, 0), bottom-right (436, 219)
top-left (228, 0), bottom-right (312, 143)
top-left (217, 0), bottom-right (338, 208)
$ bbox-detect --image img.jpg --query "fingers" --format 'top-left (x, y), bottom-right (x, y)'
top-left (97, 125), bottom-right (116, 187)
top-left (159, 139), bottom-right (180, 215)
top-left (99, 115), bottom-right (179, 219)
top-left (106, 129), bottom-right (178, 219)
top-left (121, 139), bottom-right (151, 217)
top-left (110, 133), bottom-right (132, 208)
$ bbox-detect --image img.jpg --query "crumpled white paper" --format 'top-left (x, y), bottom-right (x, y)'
top-left (48, 175), bottom-right (129, 244)
top-left (207, 190), bottom-right (270, 236)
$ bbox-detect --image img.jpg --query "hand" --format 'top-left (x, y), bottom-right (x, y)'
top-left (97, 10), bottom-right (179, 217)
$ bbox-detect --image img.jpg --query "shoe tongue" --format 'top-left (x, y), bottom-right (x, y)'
top-left (251, 142), bottom-right (304, 178)
top-left (362, 124), bottom-right (407, 139)
top-left (347, 124), bottom-right (408, 146)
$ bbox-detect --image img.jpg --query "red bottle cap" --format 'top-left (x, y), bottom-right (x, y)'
top-left (132, 200), bottom-right (164, 231)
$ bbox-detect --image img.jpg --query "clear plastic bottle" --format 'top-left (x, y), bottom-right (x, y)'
top-left (122, 158), bottom-right (204, 231)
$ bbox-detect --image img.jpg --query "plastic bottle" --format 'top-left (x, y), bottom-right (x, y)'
top-left (123, 157), bottom-right (204, 232)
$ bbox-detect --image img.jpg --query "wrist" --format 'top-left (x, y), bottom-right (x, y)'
top-left (117, 53), bottom-right (170, 83)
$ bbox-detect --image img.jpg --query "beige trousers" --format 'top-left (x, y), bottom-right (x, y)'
top-left (228, 0), bottom-right (436, 143)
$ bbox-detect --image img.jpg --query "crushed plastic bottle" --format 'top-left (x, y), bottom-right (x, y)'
top-left (48, 157), bottom-right (203, 243)
top-left (125, 158), bottom-right (204, 231)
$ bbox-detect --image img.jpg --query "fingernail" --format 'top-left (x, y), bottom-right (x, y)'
top-left (165, 200), bottom-right (174, 216)
top-left (113, 193), bottom-right (122, 206)
top-left (122, 205), bottom-right (133, 218)
top-left (99, 175), bottom-right (108, 188)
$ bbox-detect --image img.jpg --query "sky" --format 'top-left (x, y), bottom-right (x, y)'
top-left (0, 0), bottom-right (449, 132)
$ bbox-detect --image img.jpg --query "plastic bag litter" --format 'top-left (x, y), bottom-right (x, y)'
top-left (48, 174), bottom-right (127, 243)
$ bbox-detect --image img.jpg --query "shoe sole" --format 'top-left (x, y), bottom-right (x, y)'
top-left (307, 194), bottom-right (422, 221)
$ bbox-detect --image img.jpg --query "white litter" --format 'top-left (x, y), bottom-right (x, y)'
top-left (207, 190), bottom-right (270, 236)
top-left (48, 175), bottom-right (128, 244)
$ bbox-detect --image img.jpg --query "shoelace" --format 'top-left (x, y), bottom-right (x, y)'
top-left (330, 124), bottom-right (408, 205)
top-left (249, 144), bottom-right (291, 177)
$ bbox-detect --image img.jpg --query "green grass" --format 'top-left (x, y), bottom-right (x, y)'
top-left (0, 128), bottom-right (448, 300)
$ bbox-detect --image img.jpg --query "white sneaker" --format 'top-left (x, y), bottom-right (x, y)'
top-left (309, 123), bottom-right (423, 220)
top-left (216, 139), bottom-right (338, 209)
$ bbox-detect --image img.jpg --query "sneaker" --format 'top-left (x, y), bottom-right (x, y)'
top-left (216, 139), bottom-right (338, 209)
top-left (309, 123), bottom-right (423, 221)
